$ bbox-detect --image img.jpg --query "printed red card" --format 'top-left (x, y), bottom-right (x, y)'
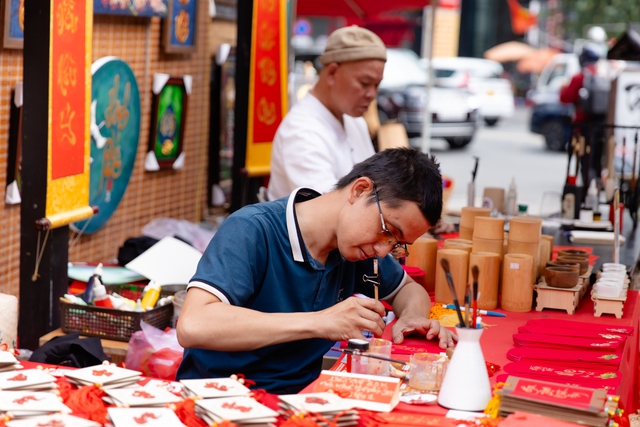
top-left (513, 334), bottom-right (624, 353)
top-left (506, 348), bottom-right (621, 368)
top-left (503, 362), bottom-right (621, 387)
top-left (526, 318), bottom-right (633, 335)
top-left (313, 370), bottom-right (401, 412)
top-left (499, 376), bottom-right (608, 412)
top-left (518, 324), bottom-right (628, 342)
top-left (500, 411), bottom-right (595, 427)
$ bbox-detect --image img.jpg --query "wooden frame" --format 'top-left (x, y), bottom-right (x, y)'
top-left (163, 0), bottom-right (197, 54)
top-left (5, 83), bottom-right (22, 204)
top-left (3, 0), bottom-right (23, 49)
top-left (147, 75), bottom-right (189, 170)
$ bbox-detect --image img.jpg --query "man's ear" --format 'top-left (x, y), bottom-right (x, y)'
top-left (324, 63), bottom-right (340, 85)
top-left (347, 177), bottom-right (373, 204)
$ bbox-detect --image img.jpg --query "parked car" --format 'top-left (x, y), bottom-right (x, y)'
top-left (430, 57), bottom-right (515, 127)
top-left (377, 49), bottom-right (479, 149)
top-left (527, 53), bottom-right (580, 151)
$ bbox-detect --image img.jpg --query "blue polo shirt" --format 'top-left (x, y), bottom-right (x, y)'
top-left (176, 188), bottom-right (408, 393)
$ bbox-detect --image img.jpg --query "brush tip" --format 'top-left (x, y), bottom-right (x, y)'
top-left (440, 258), bottom-right (450, 272)
top-left (472, 265), bottom-right (479, 281)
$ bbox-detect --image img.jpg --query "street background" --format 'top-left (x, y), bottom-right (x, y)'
top-left (416, 105), bottom-right (567, 216)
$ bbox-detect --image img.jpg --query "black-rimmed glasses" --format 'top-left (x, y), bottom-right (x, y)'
top-left (372, 184), bottom-right (409, 258)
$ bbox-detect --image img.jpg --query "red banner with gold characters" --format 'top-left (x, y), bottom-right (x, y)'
top-left (46, 0), bottom-right (93, 227)
top-left (245, 0), bottom-right (288, 176)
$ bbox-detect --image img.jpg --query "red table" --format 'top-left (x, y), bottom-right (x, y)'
top-left (313, 290), bottom-right (640, 422)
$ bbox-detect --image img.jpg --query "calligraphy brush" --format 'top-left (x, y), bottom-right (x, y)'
top-left (632, 132), bottom-right (638, 192)
top-left (471, 266), bottom-right (479, 329)
top-left (472, 156), bottom-right (480, 182)
top-left (331, 347), bottom-right (410, 366)
top-left (464, 284), bottom-right (470, 328)
top-left (373, 258), bottom-right (379, 301)
top-left (439, 258), bottom-right (465, 327)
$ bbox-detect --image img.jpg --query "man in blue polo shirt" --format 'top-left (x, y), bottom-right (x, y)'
top-left (176, 148), bottom-right (456, 394)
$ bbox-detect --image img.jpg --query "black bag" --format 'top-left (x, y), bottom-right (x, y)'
top-left (29, 332), bottom-right (109, 367)
top-left (580, 69), bottom-right (610, 115)
top-left (117, 236), bottom-right (159, 266)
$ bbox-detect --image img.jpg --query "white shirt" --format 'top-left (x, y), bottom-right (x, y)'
top-left (267, 93), bottom-right (375, 200)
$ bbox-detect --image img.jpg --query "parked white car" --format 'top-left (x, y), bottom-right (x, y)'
top-left (378, 49), bottom-right (479, 149)
top-left (431, 57), bottom-right (515, 127)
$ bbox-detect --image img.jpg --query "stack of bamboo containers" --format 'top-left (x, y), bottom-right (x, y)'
top-left (469, 217), bottom-right (505, 309)
top-left (405, 236), bottom-right (438, 292)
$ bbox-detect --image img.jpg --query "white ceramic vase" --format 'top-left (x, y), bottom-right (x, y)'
top-left (437, 326), bottom-right (492, 411)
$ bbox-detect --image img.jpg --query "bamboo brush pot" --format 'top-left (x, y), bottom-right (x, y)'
top-left (508, 216), bottom-right (542, 242)
top-left (501, 253), bottom-right (535, 312)
top-left (538, 236), bottom-right (553, 277)
top-left (482, 187), bottom-right (505, 214)
top-left (435, 249), bottom-right (469, 304)
top-left (472, 237), bottom-right (504, 259)
top-left (469, 252), bottom-right (501, 310)
top-left (405, 237), bottom-right (438, 292)
top-left (444, 239), bottom-right (473, 254)
top-left (473, 217), bottom-right (505, 240)
top-left (460, 207), bottom-right (491, 241)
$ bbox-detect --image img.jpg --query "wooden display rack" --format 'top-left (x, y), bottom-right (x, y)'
top-left (578, 265), bottom-right (593, 299)
top-left (592, 288), bottom-right (628, 319)
top-left (534, 280), bottom-right (582, 315)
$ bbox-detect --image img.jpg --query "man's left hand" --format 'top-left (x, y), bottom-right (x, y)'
top-left (391, 316), bottom-right (457, 349)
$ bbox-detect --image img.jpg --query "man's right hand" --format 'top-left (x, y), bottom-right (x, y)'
top-left (314, 297), bottom-right (386, 342)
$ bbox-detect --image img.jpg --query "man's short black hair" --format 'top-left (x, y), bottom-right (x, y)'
top-left (335, 147), bottom-right (443, 227)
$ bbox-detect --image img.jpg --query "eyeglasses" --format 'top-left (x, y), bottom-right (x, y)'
top-left (372, 183), bottom-right (409, 258)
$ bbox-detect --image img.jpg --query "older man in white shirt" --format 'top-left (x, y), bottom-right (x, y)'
top-left (267, 26), bottom-right (386, 201)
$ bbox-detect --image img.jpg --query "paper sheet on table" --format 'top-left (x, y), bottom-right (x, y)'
top-left (125, 236), bottom-right (202, 286)
top-left (68, 265), bottom-right (146, 284)
top-left (569, 230), bottom-right (626, 245)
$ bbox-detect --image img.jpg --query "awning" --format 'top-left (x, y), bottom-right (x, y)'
top-left (296, 0), bottom-right (432, 19)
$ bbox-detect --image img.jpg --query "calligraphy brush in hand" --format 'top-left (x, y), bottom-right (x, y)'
top-left (440, 258), bottom-right (465, 327)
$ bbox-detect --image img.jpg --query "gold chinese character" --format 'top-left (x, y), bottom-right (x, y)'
top-left (57, 53), bottom-right (77, 97)
top-left (258, 57), bottom-right (277, 86)
top-left (60, 103), bottom-right (76, 146)
top-left (18, 0), bottom-right (24, 31)
top-left (258, 22), bottom-right (276, 51)
top-left (174, 10), bottom-right (190, 43)
top-left (56, 0), bottom-right (78, 35)
top-left (256, 97), bottom-right (276, 126)
top-left (259, 0), bottom-right (276, 13)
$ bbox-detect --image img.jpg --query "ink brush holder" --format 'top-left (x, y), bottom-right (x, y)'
top-left (437, 325), bottom-right (491, 411)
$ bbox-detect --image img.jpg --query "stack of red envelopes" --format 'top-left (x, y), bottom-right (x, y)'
top-left (496, 319), bottom-right (633, 392)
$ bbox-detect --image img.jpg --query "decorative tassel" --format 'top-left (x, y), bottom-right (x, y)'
top-left (484, 382), bottom-right (506, 418)
top-left (172, 398), bottom-right (208, 427)
top-left (63, 384), bottom-right (110, 425)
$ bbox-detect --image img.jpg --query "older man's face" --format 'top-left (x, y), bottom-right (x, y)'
top-left (331, 59), bottom-right (385, 118)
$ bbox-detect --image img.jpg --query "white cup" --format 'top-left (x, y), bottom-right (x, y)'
top-left (602, 263), bottom-right (626, 272)
top-left (595, 281), bottom-right (622, 298)
top-left (599, 271), bottom-right (626, 280)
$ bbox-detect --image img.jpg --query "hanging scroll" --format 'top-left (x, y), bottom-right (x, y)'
top-left (43, 0), bottom-right (94, 229)
top-left (244, 0), bottom-right (288, 177)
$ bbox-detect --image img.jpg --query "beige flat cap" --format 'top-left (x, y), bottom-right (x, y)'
top-left (319, 25), bottom-right (386, 65)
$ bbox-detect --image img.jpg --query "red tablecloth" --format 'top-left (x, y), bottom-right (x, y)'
top-left (311, 290), bottom-right (640, 422)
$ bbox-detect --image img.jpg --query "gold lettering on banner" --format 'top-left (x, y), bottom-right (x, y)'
top-left (258, 57), bottom-right (276, 86)
top-left (259, 0), bottom-right (276, 13)
top-left (258, 22), bottom-right (276, 51)
top-left (256, 97), bottom-right (276, 126)
top-left (57, 53), bottom-right (77, 97)
top-left (60, 103), bottom-right (77, 146)
top-left (519, 384), bottom-right (589, 399)
top-left (174, 10), bottom-right (190, 43)
top-left (56, 0), bottom-right (78, 35)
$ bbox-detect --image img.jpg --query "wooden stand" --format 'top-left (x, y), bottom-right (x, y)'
top-left (592, 293), bottom-right (626, 319)
top-left (578, 265), bottom-right (593, 299)
top-left (534, 280), bottom-right (582, 315)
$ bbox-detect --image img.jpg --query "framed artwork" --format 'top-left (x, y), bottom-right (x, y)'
top-left (5, 83), bottom-right (22, 204)
top-left (163, 0), bottom-right (197, 53)
top-left (93, 0), bottom-right (168, 17)
top-left (3, 0), bottom-right (24, 49)
top-left (146, 74), bottom-right (191, 171)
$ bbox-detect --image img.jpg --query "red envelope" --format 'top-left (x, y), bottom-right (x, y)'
top-left (506, 347), bottom-right (621, 368)
top-left (359, 411), bottom-right (456, 427)
top-left (518, 324), bottom-right (627, 342)
top-left (495, 373), bottom-right (618, 394)
top-left (513, 334), bottom-right (624, 353)
top-left (526, 318), bottom-right (633, 335)
top-left (503, 362), bottom-right (621, 387)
